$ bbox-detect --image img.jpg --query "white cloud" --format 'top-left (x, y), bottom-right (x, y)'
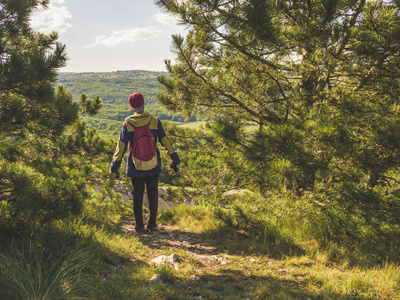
top-left (30, 1), bottom-right (72, 33)
top-left (84, 26), bottom-right (163, 48)
top-left (154, 12), bottom-right (180, 27)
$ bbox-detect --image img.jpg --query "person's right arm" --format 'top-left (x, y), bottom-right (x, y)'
top-left (109, 122), bottom-right (130, 179)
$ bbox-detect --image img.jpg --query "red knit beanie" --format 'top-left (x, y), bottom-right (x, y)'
top-left (129, 93), bottom-right (144, 112)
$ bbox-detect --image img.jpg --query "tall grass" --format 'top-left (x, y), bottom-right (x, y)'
top-left (211, 191), bottom-right (400, 266)
top-left (158, 202), bottom-right (400, 299)
top-left (0, 241), bottom-right (90, 300)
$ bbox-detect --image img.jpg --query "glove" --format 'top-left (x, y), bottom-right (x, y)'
top-left (169, 152), bottom-right (181, 173)
top-left (170, 163), bottom-right (179, 173)
top-left (109, 170), bottom-right (120, 180)
top-left (170, 152), bottom-right (181, 166)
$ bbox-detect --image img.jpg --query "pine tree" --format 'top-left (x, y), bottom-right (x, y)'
top-left (156, 0), bottom-right (400, 229)
top-left (0, 0), bottom-right (107, 230)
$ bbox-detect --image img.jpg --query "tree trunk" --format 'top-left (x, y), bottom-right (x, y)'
top-left (365, 169), bottom-right (379, 188)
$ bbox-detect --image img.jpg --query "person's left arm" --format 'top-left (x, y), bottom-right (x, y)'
top-left (157, 119), bottom-right (181, 167)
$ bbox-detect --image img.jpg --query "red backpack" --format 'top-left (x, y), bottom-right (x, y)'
top-left (128, 119), bottom-right (157, 171)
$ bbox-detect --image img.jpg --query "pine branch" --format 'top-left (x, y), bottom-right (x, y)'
top-left (317, 0), bottom-right (367, 92)
top-left (175, 39), bottom-right (282, 124)
top-left (354, 53), bottom-right (391, 91)
top-left (187, 1), bottom-right (290, 108)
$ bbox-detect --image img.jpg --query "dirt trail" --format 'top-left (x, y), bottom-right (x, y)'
top-left (122, 216), bottom-right (234, 271)
top-left (120, 214), bottom-right (331, 299)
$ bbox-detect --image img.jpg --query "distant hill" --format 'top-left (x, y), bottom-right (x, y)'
top-left (57, 70), bottom-right (194, 138)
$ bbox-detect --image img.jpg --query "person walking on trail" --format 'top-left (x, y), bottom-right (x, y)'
top-left (109, 92), bottom-right (180, 234)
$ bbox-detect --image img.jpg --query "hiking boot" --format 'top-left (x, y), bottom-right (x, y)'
top-left (147, 226), bottom-right (157, 232)
top-left (136, 228), bottom-right (147, 234)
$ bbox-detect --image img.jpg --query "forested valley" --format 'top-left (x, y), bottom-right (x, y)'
top-left (1, 0), bottom-right (400, 299)
top-left (57, 70), bottom-right (204, 138)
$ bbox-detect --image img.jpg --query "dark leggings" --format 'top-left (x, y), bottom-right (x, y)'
top-left (131, 174), bottom-right (159, 230)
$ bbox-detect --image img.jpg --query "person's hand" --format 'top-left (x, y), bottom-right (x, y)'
top-left (170, 152), bottom-right (181, 166)
top-left (109, 171), bottom-right (117, 180)
top-left (170, 163), bottom-right (179, 173)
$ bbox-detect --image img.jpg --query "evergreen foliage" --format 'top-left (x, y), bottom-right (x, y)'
top-left (0, 0), bottom-right (110, 231)
top-left (156, 0), bottom-right (400, 240)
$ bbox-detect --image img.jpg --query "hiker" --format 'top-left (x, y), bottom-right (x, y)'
top-left (109, 92), bottom-right (180, 234)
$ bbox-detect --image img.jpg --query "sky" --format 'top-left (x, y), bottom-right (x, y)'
top-left (30, 0), bottom-right (186, 73)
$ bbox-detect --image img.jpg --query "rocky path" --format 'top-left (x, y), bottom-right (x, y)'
top-left (119, 214), bottom-right (331, 299)
top-left (120, 215), bottom-right (254, 281)
top-left (119, 214), bottom-right (306, 300)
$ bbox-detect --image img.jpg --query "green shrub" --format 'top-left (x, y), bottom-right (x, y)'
top-left (0, 159), bottom-right (85, 229)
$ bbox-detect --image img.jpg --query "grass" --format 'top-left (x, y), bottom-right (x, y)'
top-left (176, 121), bottom-right (259, 132)
top-left (0, 193), bottom-right (399, 299)
top-left (0, 242), bottom-right (90, 300)
top-left (160, 205), bottom-right (400, 299)
top-left (176, 121), bottom-right (209, 130)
